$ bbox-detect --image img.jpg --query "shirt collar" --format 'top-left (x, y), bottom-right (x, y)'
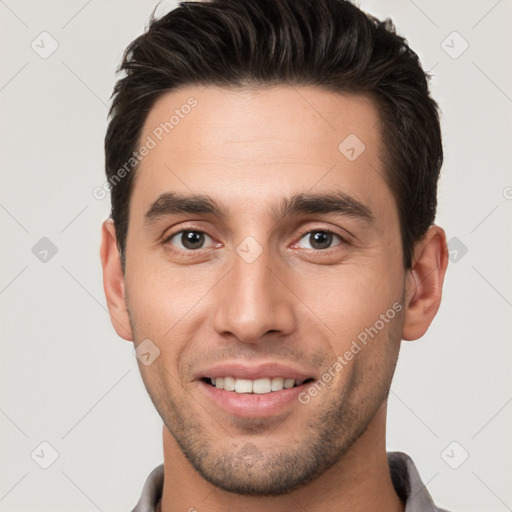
top-left (388, 451), bottom-right (445, 512)
top-left (131, 452), bottom-right (446, 512)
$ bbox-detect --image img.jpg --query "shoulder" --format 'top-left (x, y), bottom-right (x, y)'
top-left (387, 451), bottom-right (453, 512)
top-left (130, 464), bottom-right (164, 512)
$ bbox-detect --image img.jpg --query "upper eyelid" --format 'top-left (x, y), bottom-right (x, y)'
top-left (163, 228), bottom-right (215, 244)
top-left (163, 226), bottom-right (348, 249)
top-left (162, 223), bottom-right (214, 241)
top-left (293, 229), bottom-right (347, 249)
top-left (294, 226), bottom-right (350, 244)
top-left (160, 214), bottom-right (354, 236)
top-left (296, 226), bottom-right (344, 238)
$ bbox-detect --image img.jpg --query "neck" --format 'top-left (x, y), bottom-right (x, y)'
top-left (159, 404), bottom-right (403, 512)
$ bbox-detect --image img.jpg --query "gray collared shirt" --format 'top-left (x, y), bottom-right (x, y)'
top-left (131, 451), bottom-right (450, 511)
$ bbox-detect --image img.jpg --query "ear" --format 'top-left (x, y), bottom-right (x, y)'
top-left (100, 219), bottom-right (133, 341)
top-left (402, 225), bottom-right (449, 341)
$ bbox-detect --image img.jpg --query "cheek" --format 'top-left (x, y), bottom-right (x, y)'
top-left (124, 260), bottom-right (220, 378)
top-left (125, 258), bottom-right (206, 328)
top-left (329, 307), bottom-right (403, 403)
top-left (294, 258), bottom-right (404, 347)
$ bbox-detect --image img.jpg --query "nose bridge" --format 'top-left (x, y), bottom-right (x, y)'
top-left (213, 244), bottom-right (295, 343)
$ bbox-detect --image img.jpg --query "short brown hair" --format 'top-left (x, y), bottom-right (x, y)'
top-left (105, 0), bottom-right (443, 268)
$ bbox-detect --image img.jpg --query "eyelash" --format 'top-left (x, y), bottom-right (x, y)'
top-left (162, 227), bottom-right (348, 253)
top-left (294, 228), bottom-right (347, 250)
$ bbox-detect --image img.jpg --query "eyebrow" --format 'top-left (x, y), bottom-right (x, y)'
top-left (274, 191), bottom-right (374, 223)
top-left (144, 191), bottom-right (374, 226)
top-left (144, 192), bottom-right (228, 225)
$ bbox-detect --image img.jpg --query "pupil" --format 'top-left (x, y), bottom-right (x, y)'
top-left (311, 231), bottom-right (332, 249)
top-left (182, 231), bottom-right (204, 249)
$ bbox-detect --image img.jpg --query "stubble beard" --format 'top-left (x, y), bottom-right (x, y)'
top-left (128, 303), bottom-right (403, 496)
top-left (147, 354), bottom-right (397, 496)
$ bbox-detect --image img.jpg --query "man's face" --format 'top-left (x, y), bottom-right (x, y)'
top-left (123, 85), bottom-right (406, 495)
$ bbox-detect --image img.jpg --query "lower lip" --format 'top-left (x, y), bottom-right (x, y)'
top-left (198, 380), bottom-right (310, 418)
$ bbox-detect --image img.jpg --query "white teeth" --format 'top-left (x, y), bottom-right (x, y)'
top-left (284, 378), bottom-right (295, 389)
top-left (252, 378), bottom-right (272, 394)
top-left (271, 377), bottom-right (284, 391)
top-left (223, 376), bottom-right (235, 391)
top-left (210, 376), bottom-right (306, 394)
top-left (234, 379), bottom-right (253, 393)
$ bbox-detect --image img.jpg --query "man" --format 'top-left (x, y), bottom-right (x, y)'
top-left (100, 0), bottom-right (450, 510)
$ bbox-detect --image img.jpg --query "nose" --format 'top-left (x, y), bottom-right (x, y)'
top-left (212, 248), bottom-right (296, 344)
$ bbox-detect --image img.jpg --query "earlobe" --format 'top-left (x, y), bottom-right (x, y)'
top-left (100, 219), bottom-right (133, 341)
top-left (402, 225), bottom-right (449, 341)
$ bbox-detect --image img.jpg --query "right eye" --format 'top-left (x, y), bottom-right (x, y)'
top-left (165, 230), bottom-right (214, 251)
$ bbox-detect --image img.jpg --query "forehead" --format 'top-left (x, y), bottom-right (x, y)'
top-left (132, 85), bottom-right (391, 219)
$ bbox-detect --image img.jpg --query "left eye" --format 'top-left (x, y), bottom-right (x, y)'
top-left (166, 230), bottom-right (214, 250)
top-left (297, 230), bottom-right (343, 250)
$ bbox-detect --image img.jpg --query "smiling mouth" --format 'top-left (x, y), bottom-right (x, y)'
top-left (201, 376), bottom-right (315, 394)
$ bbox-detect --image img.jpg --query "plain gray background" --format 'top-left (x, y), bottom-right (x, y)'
top-left (1, 0), bottom-right (511, 511)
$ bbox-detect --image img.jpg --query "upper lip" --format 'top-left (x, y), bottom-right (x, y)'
top-left (193, 362), bottom-right (316, 381)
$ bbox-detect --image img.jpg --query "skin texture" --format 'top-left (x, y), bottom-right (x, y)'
top-left (101, 85), bottom-right (448, 512)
